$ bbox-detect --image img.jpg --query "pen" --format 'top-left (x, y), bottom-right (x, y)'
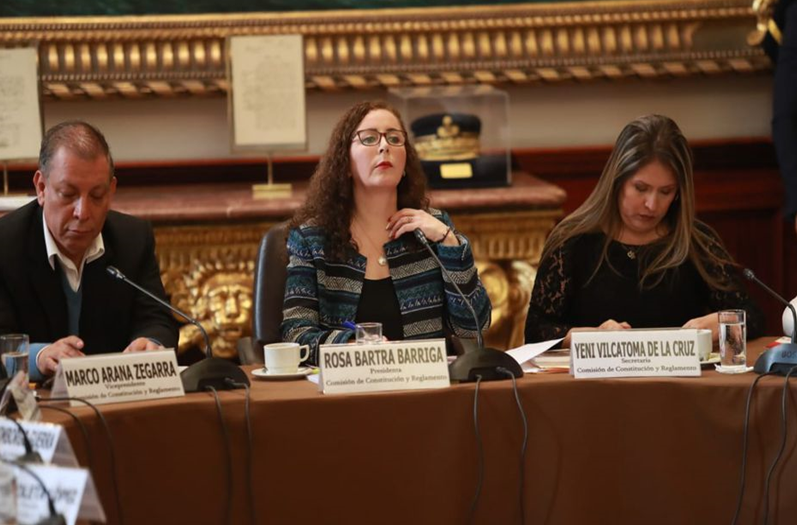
top-left (343, 321), bottom-right (357, 331)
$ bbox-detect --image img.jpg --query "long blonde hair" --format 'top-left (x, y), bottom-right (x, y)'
top-left (542, 114), bottom-right (733, 290)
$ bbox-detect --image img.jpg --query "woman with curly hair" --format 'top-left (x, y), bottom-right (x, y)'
top-left (524, 114), bottom-right (763, 347)
top-left (280, 100), bottom-right (491, 364)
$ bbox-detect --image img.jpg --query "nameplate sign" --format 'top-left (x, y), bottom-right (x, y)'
top-left (318, 339), bottom-right (450, 394)
top-left (15, 464), bottom-right (92, 525)
top-left (571, 329), bottom-right (701, 379)
top-left (53, 350), bottom-right (184, 407)
top-left (0, 419), bottom-right (60, 463)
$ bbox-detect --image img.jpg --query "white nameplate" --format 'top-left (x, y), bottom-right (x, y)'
top-left (571, 329), bottom-right (701, 379)
top-left (15, 464), bottom-right (90, 525)
top-left (54, 350), bottom-right (184, 407)
top-left (0, 419), bottom-right (62, 463)
top-left (319, 339), bottom-right (450, 394)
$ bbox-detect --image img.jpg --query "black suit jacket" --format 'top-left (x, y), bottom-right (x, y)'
top-left (0, 200), bottom-right (178, 355)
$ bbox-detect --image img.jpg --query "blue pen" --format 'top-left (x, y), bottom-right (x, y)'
top-left (343, 321), bottom-right (357, 331)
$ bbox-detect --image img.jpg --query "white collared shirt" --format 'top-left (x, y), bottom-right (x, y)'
top-left (42, 219), bottom-right (105, 292)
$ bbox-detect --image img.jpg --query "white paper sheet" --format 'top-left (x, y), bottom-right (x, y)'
top-left (505, 338), bottom-right (564, 365)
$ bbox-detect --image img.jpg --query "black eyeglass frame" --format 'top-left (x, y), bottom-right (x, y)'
top-left (351, 129), bottom-right (407, 147)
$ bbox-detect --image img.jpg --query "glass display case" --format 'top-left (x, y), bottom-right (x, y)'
top-left (389, 85), bottom-right (511, 189)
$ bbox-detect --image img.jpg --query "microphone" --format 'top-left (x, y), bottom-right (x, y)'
top-left (414, 229), bottom-right (522, 382)
top-left (742, 268), bottom-right (797, 375)
top-left (106, 265), bottom-right (249, 392)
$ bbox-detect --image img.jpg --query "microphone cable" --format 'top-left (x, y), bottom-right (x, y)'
top-left (5, 417), bottom-right (43, 463)
top-left (0, 457), bottom-right (67, 525)
top-left (226, 378), bottom-right (257, 525)
top-left (37, 395), bottom-right (123, 525)
top-left (499, 367), bottom-right (529, 525)
top-left (467, 375), bottom-right (484, 525)
top-left (731, 371), bottom-right (777, 525)
top-left (761, 365), bottom-right (797, 525)
top-left (206, 386), bottom-right (233, 525)
top-left (36, 405), bottom-right (94, 473)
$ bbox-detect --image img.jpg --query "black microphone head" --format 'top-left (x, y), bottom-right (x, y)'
top-left (106, 266), bottom-right (124, 280)
top-left (742, 268), bottom-right (755, 281)
top-left (413, 228), bottom-right (428, 245)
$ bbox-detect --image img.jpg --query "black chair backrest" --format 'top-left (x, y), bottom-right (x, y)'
top-left (252, 221), bottom-right (291, 353)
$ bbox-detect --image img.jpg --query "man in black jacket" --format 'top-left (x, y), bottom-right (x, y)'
top-left (0, 121), bottom-right (178, 382)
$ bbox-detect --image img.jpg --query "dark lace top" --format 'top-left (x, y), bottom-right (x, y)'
top-left (524, 226), bottom-right (764, 343)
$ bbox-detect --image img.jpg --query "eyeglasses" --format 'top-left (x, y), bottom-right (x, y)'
top-left (352, 129), bottom-right (407, 147)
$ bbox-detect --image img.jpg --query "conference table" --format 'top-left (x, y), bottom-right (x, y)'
top-left (39, 338), bottom-right (797, 525)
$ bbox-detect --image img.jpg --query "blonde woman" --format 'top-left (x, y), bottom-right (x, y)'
top-left (524, 115), bottom-right (763, 346)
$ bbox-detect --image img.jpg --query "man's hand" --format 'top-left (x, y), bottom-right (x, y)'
top-left (123, 337), bottom-right (163, 353)
top-left (37, 336), bottom-right (86, 376)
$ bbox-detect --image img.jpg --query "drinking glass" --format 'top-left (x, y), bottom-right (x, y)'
top-left (356, 323), bottom-right (383, 344)
top-left (0, 334), bottom-right (29, 382)
top-left (718, 310), bottom-right (746, 369)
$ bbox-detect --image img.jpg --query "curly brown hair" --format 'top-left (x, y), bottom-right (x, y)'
top-left (292, 100), bottom-right (429, 261)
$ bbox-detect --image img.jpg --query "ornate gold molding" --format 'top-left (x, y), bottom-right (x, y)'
top-left (0, 0), bottom-right (767, 99)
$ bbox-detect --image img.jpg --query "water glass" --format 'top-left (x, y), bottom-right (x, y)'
top-left (356, 323), bottom-right (383, 344)
top-left (718, 310), bottom-right (746, 369)
top-left (0, 334), bottom-right (29, 382)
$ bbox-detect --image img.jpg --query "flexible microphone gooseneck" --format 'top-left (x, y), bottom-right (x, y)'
top-left (106, 266), bottom-right (212, 358)
top-left (742, 268), bottom-right (797, 375)
top-left (105, 265), bottom-right (249, 392)
top-left (414, 229), bottom-right (522, 382)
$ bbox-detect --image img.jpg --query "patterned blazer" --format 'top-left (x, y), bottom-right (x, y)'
top-left (280, 209), bottom-right (491, 364)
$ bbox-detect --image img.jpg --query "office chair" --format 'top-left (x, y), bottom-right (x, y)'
top-left (240, 221), bottom-right (290, 365)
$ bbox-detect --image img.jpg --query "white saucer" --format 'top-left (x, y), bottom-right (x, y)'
top-left (252, 367), bottom-right (312, 380)
top-left (714, 364), bottom-right (753, 374)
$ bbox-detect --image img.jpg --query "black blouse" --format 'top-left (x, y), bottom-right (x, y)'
top-left (355, 277), bottom-right (404, 342)
top-left (524, 227), bottom-right (764, 343)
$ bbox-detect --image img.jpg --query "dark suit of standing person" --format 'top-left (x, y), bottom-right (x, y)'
top-left (756, 0), bottom-right (797, 234)
top-left (0, 121), bottom-right (178, 382)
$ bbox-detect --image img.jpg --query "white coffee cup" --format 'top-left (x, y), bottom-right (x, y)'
top-left (264, 342), bottom-right (310, 374)
top-left (696, 329), bottom-right (712, 361)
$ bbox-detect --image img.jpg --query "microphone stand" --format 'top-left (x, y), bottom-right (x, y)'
top-left (106, 266), bottom-right (249, 392)
top-left (743, 269), bottom-right (797, 375)
top-left (414, 230), bottom-right (522, 382)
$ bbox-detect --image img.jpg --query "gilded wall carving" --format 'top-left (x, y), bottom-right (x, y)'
top-left (154, 210), bottom-right (558, 358)
top-left (156, 223), bottom-right (271, 359)
top-left (0, 0), bottom-right (767, 99)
